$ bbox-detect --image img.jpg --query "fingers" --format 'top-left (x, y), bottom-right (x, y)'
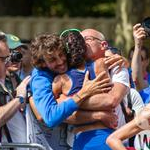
top-left (133, 23), bottom-right (141, 30)
top-left (99, 77), bottom-right (111, 84)
top-left (108, 60), bottom-right (123, 70)
top-left (99, 87), bottom-right (112, 93)
top-left (105, 54), bottom-right (123, 65)
top-left (16, 76), bottom-right (31, 92)
top-left (133, 23), bottom-right (147, 41)
top-left (22, 75), bottom-right (31, 85)
top-left (94, 71), bottom-right (107, 82)
top-left (95, 81), bottom-right (113, 94)
top-left (83, 71), bottom-right (89, 83)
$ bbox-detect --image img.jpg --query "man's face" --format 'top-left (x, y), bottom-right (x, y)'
top-left (44, 49), bottom-right (68, 74)
top-left (0, 41), bottom-right (10, 77)
top-left (81, 29), bottom-right (106, 61)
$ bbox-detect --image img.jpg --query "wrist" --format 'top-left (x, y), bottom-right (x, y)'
top-left (134, 41), bottom-right (143, 49)
top-left (16, 96), bottom-right (25, 104)
top-left (73, 91), bottom-right (86, 104)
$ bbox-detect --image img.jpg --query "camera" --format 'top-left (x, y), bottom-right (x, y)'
top-left (10, 51), bottom-right (22, 63)
top-left (141, 17), bottom-right (150, 37)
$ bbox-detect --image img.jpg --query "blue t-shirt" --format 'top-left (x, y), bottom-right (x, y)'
top-left (128, 68), bottom-right (136, 89)
top-left (30, 67), bottom-right (78, 128)
top-left (66, 62), bottom-right (95, 96)
top-left (140, 86), bottom-right (150, 104)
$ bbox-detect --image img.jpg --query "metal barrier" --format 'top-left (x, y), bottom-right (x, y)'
top-left (0, 142), bottom-right (46, 150)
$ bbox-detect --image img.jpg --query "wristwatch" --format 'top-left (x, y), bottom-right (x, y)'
top-left (16, 96), bottom-right (25, 104)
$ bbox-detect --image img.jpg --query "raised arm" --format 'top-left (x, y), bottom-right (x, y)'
top-left (131, 23), bottom-right (148, 90)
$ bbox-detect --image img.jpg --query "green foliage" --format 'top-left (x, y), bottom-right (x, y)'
top-left (32, 0), bottom-right (116, 17)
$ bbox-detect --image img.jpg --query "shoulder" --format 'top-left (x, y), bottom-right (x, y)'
top-left (111, 67), bottom-right (130, 87)
top-left (31, 68), bottom-right (54, 81)
top-left (53, 73), bottom-right (70, 84)
top-left (30, 68), bottom-right (55, 91)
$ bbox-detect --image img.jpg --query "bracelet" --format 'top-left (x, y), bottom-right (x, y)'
top-left (16, 96), bottom-right (25, 104)
top-left (74, 94), bottom-right (82, 101)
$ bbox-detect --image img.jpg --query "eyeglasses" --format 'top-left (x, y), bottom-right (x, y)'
top-left (60, 28), bottom-right (81, 39)
top-left (0, 56), bottom-right (11, 64)
top-left (84, 36), bottom-right (103, 42)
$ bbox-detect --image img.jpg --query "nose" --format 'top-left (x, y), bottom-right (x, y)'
top-left (56, 57), bottom-right (64, 65)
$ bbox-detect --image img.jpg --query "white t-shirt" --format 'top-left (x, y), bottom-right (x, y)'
top-left (110, 67), bottom-right (130, 128)
top-left (1, 95), bottom-right (27, 150)
top-left (123, 88), bottom-right (144, 114)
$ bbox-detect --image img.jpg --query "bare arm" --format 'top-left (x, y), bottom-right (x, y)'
top-left (0, 98), bottom-right (23, 127)
top-left (29, 96), bottom-right (43, 121)
top-left (131, 23), bottom-right (148, 90)
top-left (80, 82), bottom-right (128, 110)
top-left (29, 92), bottom-right (118, 127)
top-left (106, 103), bottom-right (150, 150)
top-left (65, 109), bottom-right (117, 126)
top-left (0, 76), bottom-right (30, 127)
top-left (106, 119), bottom-right (142, 150)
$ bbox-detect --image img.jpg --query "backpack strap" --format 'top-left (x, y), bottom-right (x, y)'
top-left (127, 91), bottom-right (132, 110)
top-left (121, 90), bottom-right (135, 122)
top-left (121, 90), bottom-right (135, 147)
top-left (120, 101), bottom-right (128, 123)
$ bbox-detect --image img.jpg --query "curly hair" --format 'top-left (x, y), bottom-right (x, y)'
top-left (62, 31), bottom-right (86, 68)
top-left (30, 33), bottom-right (66, 69)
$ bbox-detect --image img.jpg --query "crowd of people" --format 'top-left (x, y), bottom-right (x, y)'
top-left (0, 21), bottom-right (150, 150)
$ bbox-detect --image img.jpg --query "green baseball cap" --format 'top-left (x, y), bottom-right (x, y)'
top-left (6, 34), bottom-right (26, 50)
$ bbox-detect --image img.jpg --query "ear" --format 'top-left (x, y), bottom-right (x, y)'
top-left (101, 41), bottom-right (108, 49)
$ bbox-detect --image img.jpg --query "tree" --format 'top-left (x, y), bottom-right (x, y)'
top-left (0, 0), bottom-right (33, 16)
top-left (115, 0), bottom-right (146, 56)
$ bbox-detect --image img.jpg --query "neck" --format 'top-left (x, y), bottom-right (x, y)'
top-left (77, 62), bottom-right (86, 71)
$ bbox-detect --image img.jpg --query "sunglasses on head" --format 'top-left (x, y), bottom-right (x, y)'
top-left (59, 28), bottom-right (81, 39)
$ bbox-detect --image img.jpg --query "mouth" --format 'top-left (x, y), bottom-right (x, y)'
top-left (58, 64), bottom-right (67, 72)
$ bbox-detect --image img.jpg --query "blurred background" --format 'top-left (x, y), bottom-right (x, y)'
top-left (0, 0), bottom-right (150, 56)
